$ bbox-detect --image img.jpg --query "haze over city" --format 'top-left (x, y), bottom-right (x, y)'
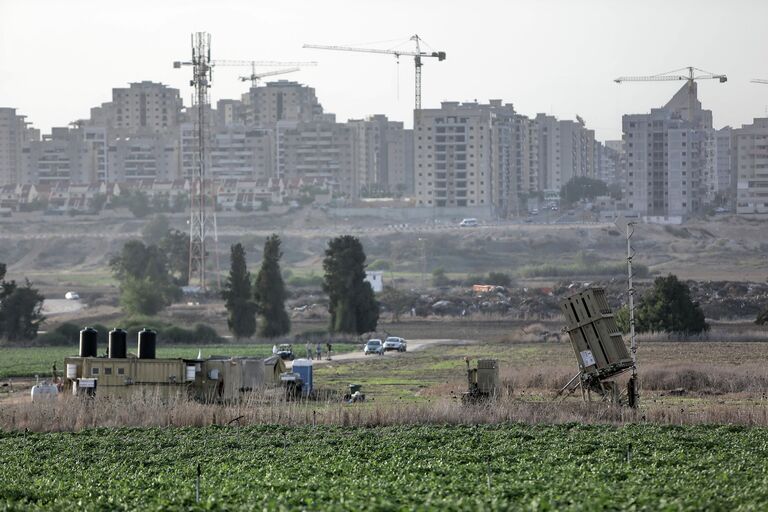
top-left (2, 0), bottom-right (767, 140)
top-left (3, 2), bottom-right (768, 510)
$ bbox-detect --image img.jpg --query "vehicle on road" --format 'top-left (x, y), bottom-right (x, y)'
top-left (276, 344), bottom-right (295, 361)
top-left (383, 336), bottom-right (407, 352)
top-left (64, 291), bottom-right (80, 300)
top-left (363, 339), bottom-right (384, 355)
top-left (459, 218), bottom-right (478, 227)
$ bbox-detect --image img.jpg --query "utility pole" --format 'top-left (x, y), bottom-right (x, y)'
top-left (626, 220), bottom-right (638, 408)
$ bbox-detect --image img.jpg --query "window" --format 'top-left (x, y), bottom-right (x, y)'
top-left (91, 367), bottom-right (99, 375)
top-left (104, 367), bottom-right (113, 375)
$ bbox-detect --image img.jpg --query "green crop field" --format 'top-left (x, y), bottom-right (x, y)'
top-left (0, 343), bottom-right (360, 379)
top-left (1, 424), bottom-right (767, 511)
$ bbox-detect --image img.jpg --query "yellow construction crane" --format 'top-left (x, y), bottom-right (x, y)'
top-left (303, 34), bottom-right (446, 111)
top-left (239, 67), bottom-right (301, 87)
top-left (614, 66), bottom-right (727, 122)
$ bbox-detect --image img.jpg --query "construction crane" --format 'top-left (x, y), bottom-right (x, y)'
top-left (751, 79), bottom-right (768, 85)
top-left (303, 34), bottom-right (445, 111)
top-left (614, 67), bottom-right (727, 122)
top-left (239, 67), bottom-right (301, 87)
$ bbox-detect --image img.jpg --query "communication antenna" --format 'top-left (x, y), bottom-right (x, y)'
top-left (616, 215), bottom-right (639, 408)
top-left (174, 32), bottom-right (220, 291)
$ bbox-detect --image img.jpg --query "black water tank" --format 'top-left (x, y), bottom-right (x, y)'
top-left (137, 328), bottom-right (156, 359)
top-left (108, 328), bottom-right (127, 359)
top-left (79, 327), bottom-right (98, 358)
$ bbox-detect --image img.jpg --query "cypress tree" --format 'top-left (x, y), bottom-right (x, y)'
top-left (221, 243), bottom-right (257, 339)
top-left (254, 234), bottom-right (291, 338)
top-left (323, 235), bottom-right (379, 335)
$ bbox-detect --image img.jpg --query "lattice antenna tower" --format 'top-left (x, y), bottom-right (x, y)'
top-left (175, 32), bottom-right (219, 290)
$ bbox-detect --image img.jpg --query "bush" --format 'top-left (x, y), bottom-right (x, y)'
top-left (487, 272), bottom-right (513, 287)
top-left (432, 267), bottom-right (451, 287)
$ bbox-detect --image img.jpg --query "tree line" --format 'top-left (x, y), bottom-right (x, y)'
top-left (109, 229), bottom-right (379, 340)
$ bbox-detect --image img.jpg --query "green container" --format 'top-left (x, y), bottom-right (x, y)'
top-left (348, 384), bottom-right (362, 394)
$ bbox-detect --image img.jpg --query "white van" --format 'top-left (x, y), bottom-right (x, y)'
top-left (459, 218), bottom-right (478, 227)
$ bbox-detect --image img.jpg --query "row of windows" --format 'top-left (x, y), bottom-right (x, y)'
top-left (91, 367), bottom-right (125, 376)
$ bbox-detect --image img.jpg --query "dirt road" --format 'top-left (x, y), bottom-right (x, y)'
top-left (291, 338), bottom-right (473, 367)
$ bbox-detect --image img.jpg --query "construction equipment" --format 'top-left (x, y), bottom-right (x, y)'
top-left (751, 79), bottom-right (768, 85)
top-left (614, 66), bottom-right (727, 122)
top-left (557, 288), bottom-right (636, 406)
top-left (463, 358), bottom-right (499, 402)
top-left (239, 67), bottom-right (301, 88)
top-left (303, 34), bottom-right (445, 111)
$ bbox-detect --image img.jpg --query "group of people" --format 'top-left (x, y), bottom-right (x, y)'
top-left (305, 341), bottom-right (333, 361)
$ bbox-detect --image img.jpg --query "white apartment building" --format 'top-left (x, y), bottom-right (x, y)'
top-left (733, 118), bottom-right (768, 214)
top-left (621, 83), bottom-right (713, 218)
top-left (414, 102), bottom-right (493, 208)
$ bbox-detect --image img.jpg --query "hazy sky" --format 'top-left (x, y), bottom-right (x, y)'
top-left (1, 0), bottom-right (766, 140)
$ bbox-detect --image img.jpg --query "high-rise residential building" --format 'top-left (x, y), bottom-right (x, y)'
top-left (535, 114), bottom-right (596, 193)
top-left (216, 99), bottom-right (246, 128)
top-left (242, 81), bottom-right (324, 128)
top-left (23, 127), bottom-right (86, 184)
top-left (703, 127), bottom-right (732, 205)
top-left (109, 81), bottom-right (182, 134)
top-left (107, 134), bottom-right (179, 182)
top-left (348, 114), bottom-right (409, 196)
top-left (209, 126), bottom-right (273, 181)
top-left (280, 119), bottom-right (355, 197)
top-left (733, 118), bottom-right (768, 214)
top-left (0, 108), bottom-right (38, 185)
top-left (621, 83), bottom-right (713, 218)
top-left (414, 102), bottom-right (493, 208)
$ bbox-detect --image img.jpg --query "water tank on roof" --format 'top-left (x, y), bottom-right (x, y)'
top-left (137, 328), bottom-right (156, 359)
top-left (108, 328), bottom-right (127, 358)
top-left (79, 327), bottom-right (98, 358)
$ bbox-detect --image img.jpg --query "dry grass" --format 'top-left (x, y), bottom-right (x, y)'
top-left (5, 389), bottom-right (768, 433)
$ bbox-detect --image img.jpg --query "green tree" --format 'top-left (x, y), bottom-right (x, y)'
top-left (222, 243), bottom-right (257, 340)
top-left (560, 176), bottom-right (608, 206)
top-left (487, 272), bottom-right (512, 287)
top-left (323, 235), bottom-right (379, 334)
top-left (378, 286), bottom-right (417, 322)
top-left (432, 267), bottom-right (450, 287)
top-left (127, 191), bottom-right (151, 218)
top-left (120, 278), bottom-right (168, 317)
top-left (0, 263), bottom-right (45, 342)
top-left (141, 214), bottom-right (170, 245)
top-left (633, 274), bottom-right (709, 334)
top-left (110, 240), bottom-right (180, 316)
top-left (254, 235), bottom-right (290, 338)
top-left (159, 229), bottom-right (190, 285)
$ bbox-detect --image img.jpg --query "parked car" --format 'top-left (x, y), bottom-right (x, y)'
top-left (383, 336), bottom-right (407, 352)
top-left (459, 218), bottom-right (478, 227)
top-left (276, 343), bottom-right (295, 361)
top-left (363, 339), bottom-right (384, 355)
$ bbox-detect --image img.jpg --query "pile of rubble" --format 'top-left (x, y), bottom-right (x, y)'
top-left (286, 279), bottom-right (768, 322)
